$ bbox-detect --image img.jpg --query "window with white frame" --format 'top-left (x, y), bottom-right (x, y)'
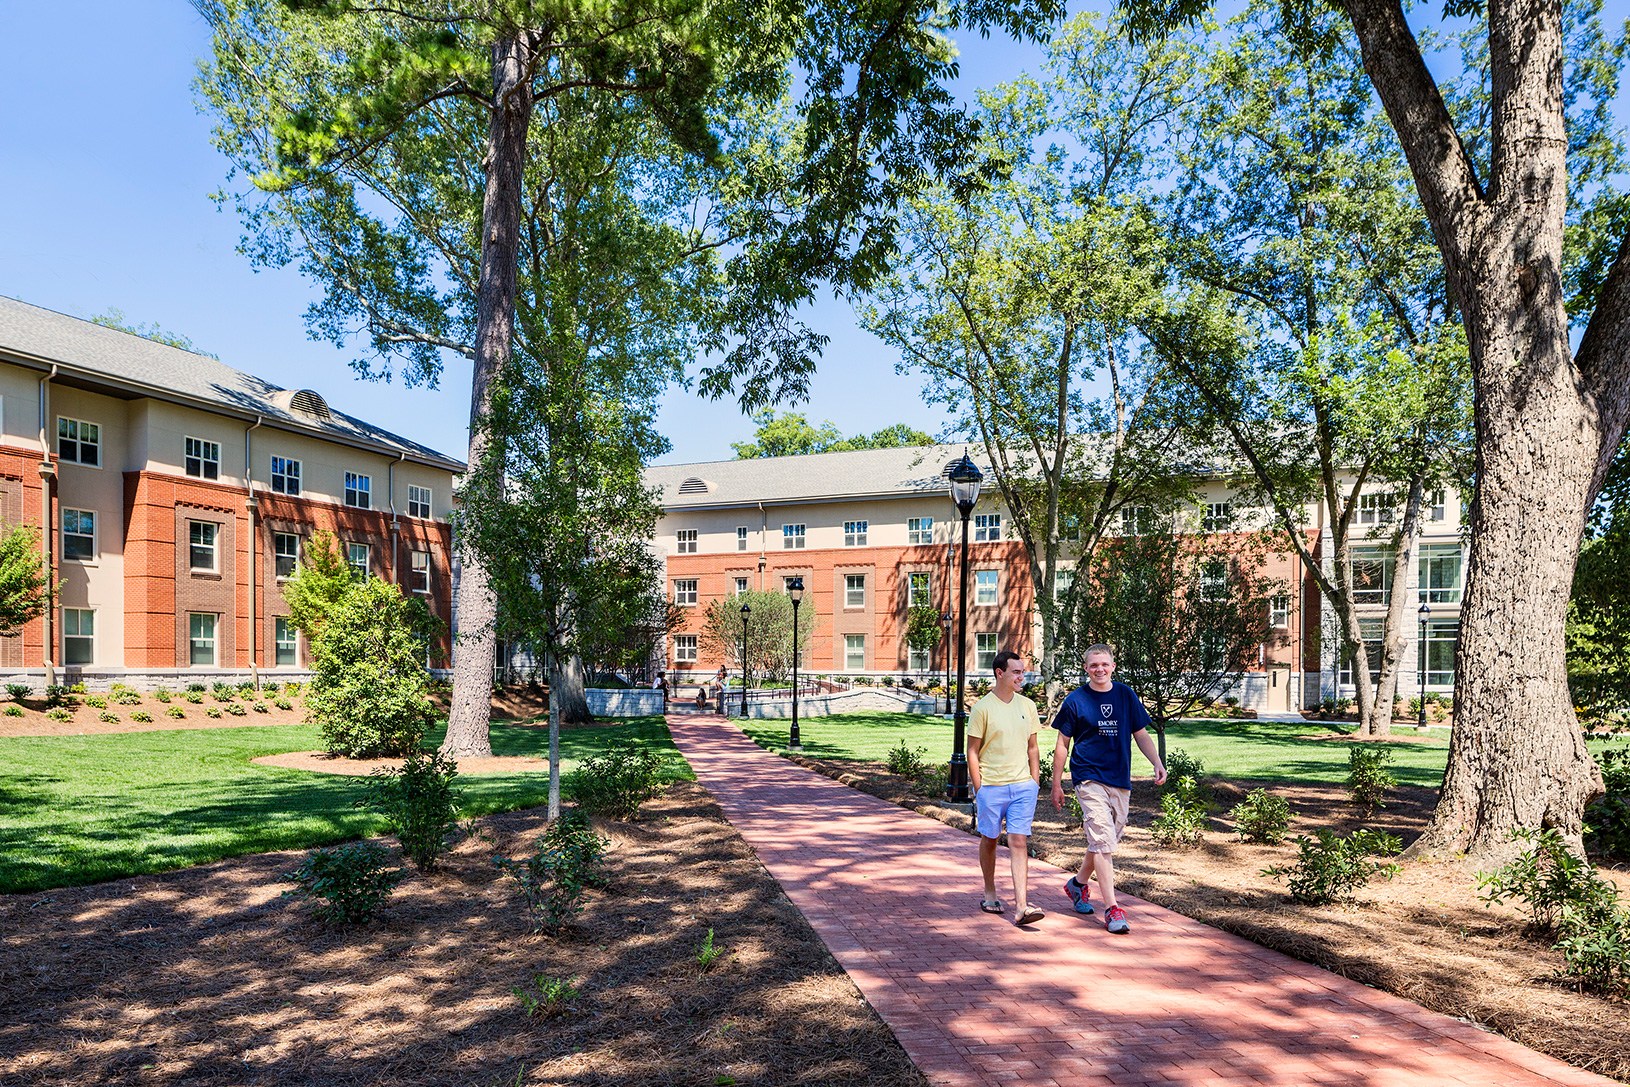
top-left (1120, 505), bottom-right (1152, 536)
top-left (347, 542), bottom-right (369, 579)
top-left (975, 633), bottom-right (998, 670)
top-left (736, 526), bottom-right (748, 551)
top-left (275, 617), bottom-right (298, 667)
top-left (907, 571), bottom-right (931, 608)
top-left (344, 472), bottom-right (371, 509)
top-left (271, 456), bottom-right (301, 495)
top-left (783, 523), bottom-right (806, 549)
top-left (1271, 594), bottom-right (1291, 628)
top-left (907, 516), bottom-right (933, 545)
top-left (410, 550), bottom-right (430, 593)
top-left (844, 520), bottom-right (868, 546)
top-left (1425, 619), bottom-right (1458, 686)
top-left (845, 574), bottom-right (865, 608)
top-left (407, 485), bottom-right (432, 519)
top-left (676, 529), bottom-right (698, 554)
top-left (61, 509), bottom-right (95, 561)
top-left (973, 513), bottom-right (1001, 542)
top-left (908, 645), bottom-right (931, 672)
top-left (1060, 514), bottom-right (1081, 541)
top-left (844, 634), bottom-right (865, 670)
top-left (1358, 492), bottom-right (1395, 525)
top-left (674, 578), bottom-right (698, 605)
top-left (189, 521), bottom-right (217, 571)
top-left (62, 608), bottom-right (94, 665)
top-left (975, 570), bottom-right (998, 605)
top-left (1350, 546), bottom-right (1394, 605)
top-left (675, 634), bottom-right (698, 662)
top-left (1428, 488), bottom-right (1447, 522)
top-left (1199, 559), bottom-right (1228, 600)
top-left (1419, 544), bottom-right (1463, 604)
top-left (1055, 567), bottom-right (1074, 599)
top-left (184, 437), bottom-right (220, 480)
top-left (735, 577), bottom-right (749, 596)
top-left (1339, 619), bottom-right (1385, 686)
top-left (1201, 502), bottom-right (1233, 533)
top-left (274, 532), bottom-right (299, 579)
top-left (189, 613), bottom-right (217, 666)
top-left (57, 417), bottom-right (100, 466)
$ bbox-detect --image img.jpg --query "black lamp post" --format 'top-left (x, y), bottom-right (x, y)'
top-left (947, 452), bottom-right (983, 803)
top-left (788, 578), bottom-right (804, 749)
top-left (739, 602), bottom-right (752, 718)
top-left (1417, 600), bottom-right (1431, 731)
top-left (941, 611), bottom-right (953, 712)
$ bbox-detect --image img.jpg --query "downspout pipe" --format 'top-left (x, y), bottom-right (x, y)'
top-left (757, 501), bottom-right (767, 591)
top-left (245, 416), bottom-right (263, 687)
top-left (37, 365), bottom-right (57, 686)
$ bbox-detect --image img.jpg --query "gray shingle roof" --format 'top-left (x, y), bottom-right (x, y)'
top-left (647, 444), bottom-right (993, 508)
top-left (0, 295), bottom-right (463, 469)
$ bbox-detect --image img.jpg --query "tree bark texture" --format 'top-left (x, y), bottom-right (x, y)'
top-left (556, 653), bottom-right (592, 726)
top-left (442, 31), bottom-right (536, 760)
top-left (1361, 477), bottom-right (1426, 738)
top-left (1342, 0), bottom-right (1627, 858)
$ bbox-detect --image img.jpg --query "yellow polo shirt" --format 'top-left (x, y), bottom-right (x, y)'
top-left (967, 693), bottom-right (1041, 786)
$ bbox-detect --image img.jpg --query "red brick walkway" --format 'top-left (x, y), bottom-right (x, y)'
top-left (666, 714), bottom-right (1619, 1087)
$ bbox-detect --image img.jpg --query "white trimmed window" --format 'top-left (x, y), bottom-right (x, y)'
top-left (1055, 567), bottom-right (1074, 599)
top-left (347, 542), bottom-right (370, 579)
top-left (975, 633), bottom-right (998, 670)
top-left (1428, 489), bottom-right (1447, 522)
top-left (1339, 619), bottom-right (1385, 686)
top-left (782, 524), bottom-right (805, 549)
top-left (844, 634), bottom-right (865, 670)
top-left (909, 645), bottom-right (931, 671)
top-left (974, 513), bottom-right (1001, 542)
top-left (62, 509), bottom-right (95, 561)
top-left (735, 577), bottom-right (749, 596)
top-left (1419, 544), bottom-right (1463, 604)
top-left (1120, 505), bottom-right (1151, 536)
top-left (674, 578), bottom-right (698, 605)
top-left (63, 608), bottom-right (94, 665)
top-left (975, 570), bottom-right (998, 605)
top-left (57, 417), bottom-right (100, 466)
top-left (1061, 514), bottom-right (1081, 541)
top-left (845, 574), bottom-right (865, 608)
top-left (1351, 546), bottom-right (1394, 605)
top-left (1425, 620), bottom-right (1458, 686)
top-left (675, 634), bottom-right (698, 662)
top-left (844, 520), bottom-right (868, 546)
top-left (907, 571), bottom-right (931, 608)
top-left (1358, 493), bottom-right (1394, 525)
top-left (676, 529), bottom-right (698, 554)
top-left (274, 532), bottom-right (299, 579)
top-left (1202, 502), bottom-right (1233, 533)
top-left (189, 520), bottom-right (217, 571)
top-left (271, 456), bottom-right (301, 495)
top-left (407, 485), bottom-right (432, 519)
top-left (908, 517), bottom-right (933, 545)
top-left (189, 613), bottom-right (217, 666)
top-left (736, 526), bottom-right (748, 551)
top-left (185, 437), bottom-right (220, 480)
top-left (410, 550), bottom-right (430, 593)
top-left (344, 472), bottom-right (371, 509)
top-left (1200, 559), bottom-right (1228, 600)
top-left (1271, 594), bottom-right (1291, 628)
top-left (275, 617), bottom-right (298, 667)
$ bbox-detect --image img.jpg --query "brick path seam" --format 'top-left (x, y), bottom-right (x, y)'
top-left (665, 713), bottom-right (1622, 1087)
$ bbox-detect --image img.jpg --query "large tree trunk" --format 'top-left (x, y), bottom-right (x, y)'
top-left (1341, 0), bottom-right (1622, 860)
top-left (556, 652), bottom-right (592, 725)
top-left (1360, 477), bottom-right (1426, 738)
top-left (442, 31), bottom-right (535, 760)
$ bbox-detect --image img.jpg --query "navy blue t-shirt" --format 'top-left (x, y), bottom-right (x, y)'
top-left (1053, 681), bottom-right (1152, 790)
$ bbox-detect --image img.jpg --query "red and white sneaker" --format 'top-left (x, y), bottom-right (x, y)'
top-left (1104, 905), bottom-right (1129, 934)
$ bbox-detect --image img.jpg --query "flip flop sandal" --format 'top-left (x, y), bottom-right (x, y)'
top-left (980, 899), bottom-right (1006, 914)
top-left (1015, 907), bottom-right (1046, 926)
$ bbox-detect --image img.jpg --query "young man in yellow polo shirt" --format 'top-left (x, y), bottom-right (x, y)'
top-left (967, 650), bottom-right (1045, 926)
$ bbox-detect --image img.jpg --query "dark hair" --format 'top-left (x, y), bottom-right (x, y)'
top-left (993, 650), bottom-right (1024, 674)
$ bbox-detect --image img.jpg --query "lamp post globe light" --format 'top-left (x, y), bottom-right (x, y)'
top-left (941, 611), bottom-right (953, 713)
top-left (946, 452), bottom-right (983, 804)
top-left (1417, 601), bottom-right (1431, 732)
top-left (788, 578), bottom-right (805, 750)
top-left (740, 602), bottom-right (752, 719)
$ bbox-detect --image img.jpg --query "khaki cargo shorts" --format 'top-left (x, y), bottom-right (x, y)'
top-left (1075, 780), bottom-right (1131, 855)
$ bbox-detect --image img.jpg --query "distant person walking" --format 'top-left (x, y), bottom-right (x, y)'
top-left (967, 650), bottom-right (1045, 926)
top-left (1050, 643), bottom-right (1166, 934)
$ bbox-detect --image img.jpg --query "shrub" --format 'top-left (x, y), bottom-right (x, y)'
top-left (1223, 696), bottom-right (1239, 707)
top-left (224, 704), bottom-right (248, 716)
top-left (131, 711), bottom-right (154, 723)
top-left (916, 762), bottom-right (950, 798)
top-left (1230, 788), bottom-right (1293, 844)
top-left (205, 707), bottom-right (222, 719)
top-left (569, 743), bottom-right (665, 820)
top-left (1554, 898), bottom-right (1630, 998)
top-left (512, 973), bottom-right (580, 1017)
top-left (165, 706), bottom-right (186, 719)
top-left (881, 676), bottom-right (895, 687)
top-left (3, 705), bottom-right (22, 717)
top-left (183, 692), bottom-right (204, 704)
top-left (1262, 828), bottom-right (1402, 905)
top-left (274, 698), bottom-right (293, 710)
top-left (211, 682), bottom-right (236, 702)
top-left (252, 702), bottom-right (270, 714)
top-left (5, 683), bottom-right (31, 700)
top-left (493, 810), bottom-right (608, 930)
top-left (358, 749), bottom-right (463, 872)
top-left (853, 675), bottom-right (873, 686)
top-left (1149, 776), bottom-right (1208, 849)
top-left (85, 695), bottom-right (108, 709)
top-left (885, 740), bottom-right (930, 780)
top-left (186, 683), bottom-right (206, 693)
top-left (281, 842), bottom-right (403, 923)
top-left (44, 685), bottom-right (69, 708)
top-left (308, 577), bottom-right (438, 758)
top-left (154, 688), bottom-right (172, 703)
top-left (45, 707), bottom-right (71, 722)
top-left (98, 711), bottom-right (119, 724)
top-left (1163, 749), bottom-right (1205, 792)
top-left (696, 927), bottom-right (725, 972)
top-left (1345, 746), bottom-right (1396, 814)
top-left (112, 689), bottom-right (141, 705)
top-left (1585, 746), bottom-right (1630, 858)
top-left (285, 681), bottom-right (303, 696)
top-left (237, 680), bottom-right (257, 697)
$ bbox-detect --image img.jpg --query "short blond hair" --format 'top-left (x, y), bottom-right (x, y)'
top-left (1085, 643), bottom-right (1116, 662)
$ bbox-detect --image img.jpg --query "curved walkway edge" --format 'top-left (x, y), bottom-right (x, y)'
top-left (665, 713), bottom-right (1621, 1087)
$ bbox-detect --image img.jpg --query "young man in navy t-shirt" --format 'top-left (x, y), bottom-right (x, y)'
top-left (1049, 643), bottom-right (1166, 933)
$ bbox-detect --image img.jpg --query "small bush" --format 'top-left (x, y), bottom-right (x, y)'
top-left (308, 578), bottom-right (438, 758)
top-left (98, 711), bottom-right (119, 724)
top-left (1230, 788), bottom-right (1293, 844)
top-left (1585, 746), bottom-right (1630, 858)
top-left (1554, 898), bottom-right (1630, 998)
top-left (154, 688), bottom-right (172, 703)
top-left (285, 681), bottom-right (303, 696)
top-left (5, 683), bottom-right (31, 700)
top-left (3, 705), bottom-right (22, 717)
top-left (1223, 696), bottom-right (1239, 707)
top-left (358, 749), bottom-right (463, 872)
top-left (569, 743), bottom-right (665, 821)
top-left (184, 692), bottom-right (204, 704)
top-left (274, 698), bottom-right (293, 710)
top-left (112, 689), bottom-right (142, 705)
top-left (205, 707), bottom-right (222, 719)
top-left (281, 842), bottom-right (403, 923)
top-left (186, 682), bottom-right (206, 693)
top-left (165, 706), bottom-right (186, 719)
top-left (224, 703), bottom-right (248, 716)
top-left (1149, 776), bottom-right (1208, 849)
top-left (1262, 828), bottom-right (1402, 905)
top-left (211, 682), bottom-right (236, 702)
top-left (881, 676), bottom-right (895, 687)
top-left (252, 702), bottom-right (270, 713)
top-left (1346, 745), bottom-right (1396, 814)
top-left (85, 695), bottom-right (108, 709)
top-left (493, 810), bottom-right (608, 930)
top-left (1163, 749), bottom-right (1205, 792)
top-left (44, 685), bottom-right (69, 708)
top-left (916, 762), bottom-right (950, 797)
top-left (513, 973), bottom-right (580, 1017)
top-left (237, 680), bottom-right (257, 697)
top-left (697, 927), bottom-right (725, 972)
top-left (885, 740), bottom-right (930, 780)
top-left (131, 711), bottom-right (154, 723)
top-left (45, 707), bottom-right (71, 722)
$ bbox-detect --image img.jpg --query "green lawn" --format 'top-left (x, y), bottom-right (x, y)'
top-left (0, 716), bottom-right (686, 894)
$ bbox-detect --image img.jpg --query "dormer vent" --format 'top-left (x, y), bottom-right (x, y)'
top-left (677, 477), bottom-right (713, 495)
top-left (289, 389), bottom-right (331, 419)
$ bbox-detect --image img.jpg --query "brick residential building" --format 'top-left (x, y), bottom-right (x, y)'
top-left (0, 296), bottom-right (463, 686)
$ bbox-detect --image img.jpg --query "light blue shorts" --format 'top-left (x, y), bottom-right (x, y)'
top-left (975, 779), bottom-right (1039, 838)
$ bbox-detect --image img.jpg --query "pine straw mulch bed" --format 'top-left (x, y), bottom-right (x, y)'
top-left (0, 782), bottom-right (929, 1087)
top-left (778, 747), bottom-right (1630, 1085)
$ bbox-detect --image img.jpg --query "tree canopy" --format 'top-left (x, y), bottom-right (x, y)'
top-left (730, 410), bottom-right (933, 458)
